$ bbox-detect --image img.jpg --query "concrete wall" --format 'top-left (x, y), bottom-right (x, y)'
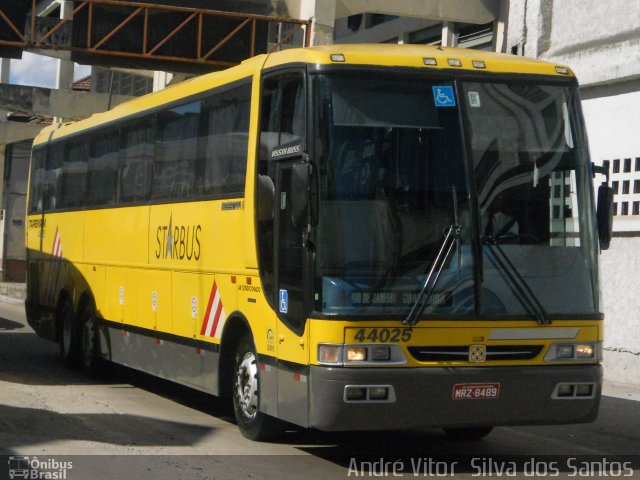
top-left (600, 238), bottom-right (640, 385)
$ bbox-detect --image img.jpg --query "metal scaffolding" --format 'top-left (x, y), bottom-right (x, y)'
top-left (0, 0), bottom-right (312, 70)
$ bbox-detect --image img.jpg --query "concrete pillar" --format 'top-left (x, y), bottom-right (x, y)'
top-left (297, 0), bottom-right (336, 46)
top-left (492, 0), bottom-right (510, 53)
top-left (55, 1), bottom-right (74, 91)
top-left (0, 59), bottom-right (9, 84)
top-left (441, 21), bottom-right (458, 47)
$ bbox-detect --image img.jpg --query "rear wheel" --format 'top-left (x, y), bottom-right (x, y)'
top-left (443, 426), bottom-right (493, 440)
top-left (232, 335), bottom-right (282, 441)
top-left (59, 299), bottom-right (80, 368)
top-left (79, 300), bottom-right (103, 377)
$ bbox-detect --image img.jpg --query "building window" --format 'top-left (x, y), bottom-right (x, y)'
top-left (613, 159), bottom-right (620, 173)
top-left (612, 181), bottom-right (619, 194)
top-left (634, 202), bottom-right (640, 216)
top-left (621, 202), bottom-right (629, 216)
top-left (634, 180), bottom-right (640, 194)
top-left (636, 158), bottom-right (640, 171)
top-left (613, 202), bottom-right (618, 215)
top-left (624, 158), bottom-right (632, 173)
top-left (623, 180), bottom-right (630, 194)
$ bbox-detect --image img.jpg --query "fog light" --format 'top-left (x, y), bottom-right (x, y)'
top-left (576, 384), bottom-right (593, 397)
top-left (576, 344), bottom-right (594, 358)
top-left (370, 346), bottom-right (391, 361)
top-left (557, 384), bottom-right (574, 397)
top-left (557, 345), bottom-right (575, 358)
top-left (345, 387), bottom-right (366, 401)
top-left (347, 347), bottom-right (367, 362)
top-left (369, 387), bottom-right (389, 400)
top-left (319, 345), bottom-right (341, 364)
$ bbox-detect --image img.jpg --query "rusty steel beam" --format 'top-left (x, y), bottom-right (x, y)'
top-left (0, 0), bottom-right (312, 71)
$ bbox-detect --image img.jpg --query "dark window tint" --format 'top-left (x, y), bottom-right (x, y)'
top-left (120, 116), bottom-right (154, 202)
top-left (28, 148), bottom-right (47, 213)
top-left (154, 101), bottom-right (200, 200)
top-left (200, 84), bottom-right (251, 196)
top-left (88, 128), bottom-right (119, 206)
top-left (59, 139), bottom-right (88, 208)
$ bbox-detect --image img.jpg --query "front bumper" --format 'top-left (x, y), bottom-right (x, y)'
top-left (309, 364), bottom-right (602, 431)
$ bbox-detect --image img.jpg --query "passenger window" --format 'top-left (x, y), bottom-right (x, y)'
top-left (200, 83), bottom-right (251, 196)
top-left (154, 101), bottom-right (200, 200)
top-left (88, 128), bottom-right (119, 207)
top-left (59, 139), bottom-right (88, 208)
top-left (120, 117), bottom-right (154, 203)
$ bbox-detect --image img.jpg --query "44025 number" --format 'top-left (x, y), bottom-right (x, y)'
top-left (353, 328), bottom-right (412, 343)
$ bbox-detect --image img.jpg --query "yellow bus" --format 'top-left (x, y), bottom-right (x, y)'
top-left (26, 44), bottom-right (613, 440)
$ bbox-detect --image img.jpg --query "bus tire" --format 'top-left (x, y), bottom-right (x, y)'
top-left (443, 426), bottom-right (493, 440)
top-left (79, 300), bottom-right (103, 378)
top-left (59, 298), bottom-right (80, 368)
top-left (232, 334), bottom-right (282, 441)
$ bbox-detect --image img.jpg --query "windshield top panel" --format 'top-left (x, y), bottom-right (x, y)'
top-left (311, 71), bottom-right (599, 319)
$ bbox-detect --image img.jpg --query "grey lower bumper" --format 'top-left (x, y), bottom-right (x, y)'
top-left (309, 364), bottom-right (602, 431)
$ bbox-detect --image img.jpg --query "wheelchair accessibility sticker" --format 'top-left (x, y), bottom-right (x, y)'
top-left (279, 289), bottom-right (288, 314)
top-left (433, 86), bottom-right (456, 107)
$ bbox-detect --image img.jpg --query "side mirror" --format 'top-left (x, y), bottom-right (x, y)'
top-left (596, 183), bottom-right (614, 250)
top-left (256, 174), bottom-right (275, 223)
top-left (290, 162), bottom-right (311, 228)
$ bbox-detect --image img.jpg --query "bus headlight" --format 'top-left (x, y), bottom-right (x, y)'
top-left (318, 344), bottom-right (342, 364)
top-left (576, 344), bottom-right (595, 358)
top-left (318, 344), bottom-right (407, 366)
top-left (545, 342), bottom-right (600, 362)
top-left (347, 347), bottom-right (367, 362)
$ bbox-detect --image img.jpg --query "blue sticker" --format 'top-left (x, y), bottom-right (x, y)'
top-left (433, 86), bottom-right (456, 107)
top-left (279, 289), bottom-right (289, 314)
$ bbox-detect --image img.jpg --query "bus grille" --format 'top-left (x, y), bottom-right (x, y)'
top-left (407, 345), bottom-right (544, 362)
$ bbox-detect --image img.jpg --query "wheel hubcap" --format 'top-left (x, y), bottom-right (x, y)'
top-left (235, 352), bottom-right (258, 419)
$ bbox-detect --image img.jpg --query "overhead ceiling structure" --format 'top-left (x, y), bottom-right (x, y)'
top-left (0, 0), bottom-right (312, 73)
top-left (333, 0), bottom-right (499, 24)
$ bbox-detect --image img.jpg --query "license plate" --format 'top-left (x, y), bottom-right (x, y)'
top-left (452, 383), bottom-right (500, 400)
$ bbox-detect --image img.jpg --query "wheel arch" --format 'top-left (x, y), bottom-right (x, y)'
top-left (218, 311), bottom-right (253, 398)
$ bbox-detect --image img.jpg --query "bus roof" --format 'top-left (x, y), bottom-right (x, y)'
top-left (33, 43), bottom-right (574, 147)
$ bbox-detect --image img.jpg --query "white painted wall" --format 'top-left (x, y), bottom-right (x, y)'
top-left (507, 0), bottom-right (640, 384)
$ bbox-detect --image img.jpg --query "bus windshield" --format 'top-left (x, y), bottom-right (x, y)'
top-left (312, 71), bottom-right (599, 319)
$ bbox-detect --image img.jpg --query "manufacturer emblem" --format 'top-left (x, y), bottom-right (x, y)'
top-left (469, 344), bottom-right (487, 363)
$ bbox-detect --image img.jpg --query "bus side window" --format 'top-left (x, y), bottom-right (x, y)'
top-left (59, 139), bottom-right (88, 209)
top-left (44, 143), bottom-right (65, 211)
top-left (28, 148), bottom-right (47, 214)
top-left (154, 101), bottom-right (200, 200)
top-left (120, 116), bottom-right (154, 203)
top-left (88, 128), bottom-right (119, 207)
top-left (200, 83), bottom-right (251, 197)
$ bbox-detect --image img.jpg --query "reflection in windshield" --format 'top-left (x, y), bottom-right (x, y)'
top-left (311, 73), bottom-right (599, 319)
top-left (465, 82), bottom-right (599, 316)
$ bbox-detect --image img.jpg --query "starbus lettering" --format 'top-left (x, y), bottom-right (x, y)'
top-left (155, 215), bottom-right (201, 261)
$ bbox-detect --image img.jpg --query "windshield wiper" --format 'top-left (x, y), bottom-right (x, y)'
top-left (482, 241), bottom-right (551, 325)
top-left (404, 223), bottom-right (461, 326)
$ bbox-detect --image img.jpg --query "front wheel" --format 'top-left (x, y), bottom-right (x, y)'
top-left (443, 426), bottom-right (493, 440)
top-left (232, 335), bottom-right (282, 441)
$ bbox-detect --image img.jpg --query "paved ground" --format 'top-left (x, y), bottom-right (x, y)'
top-left (1, 300), bottom-right (639, 479)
